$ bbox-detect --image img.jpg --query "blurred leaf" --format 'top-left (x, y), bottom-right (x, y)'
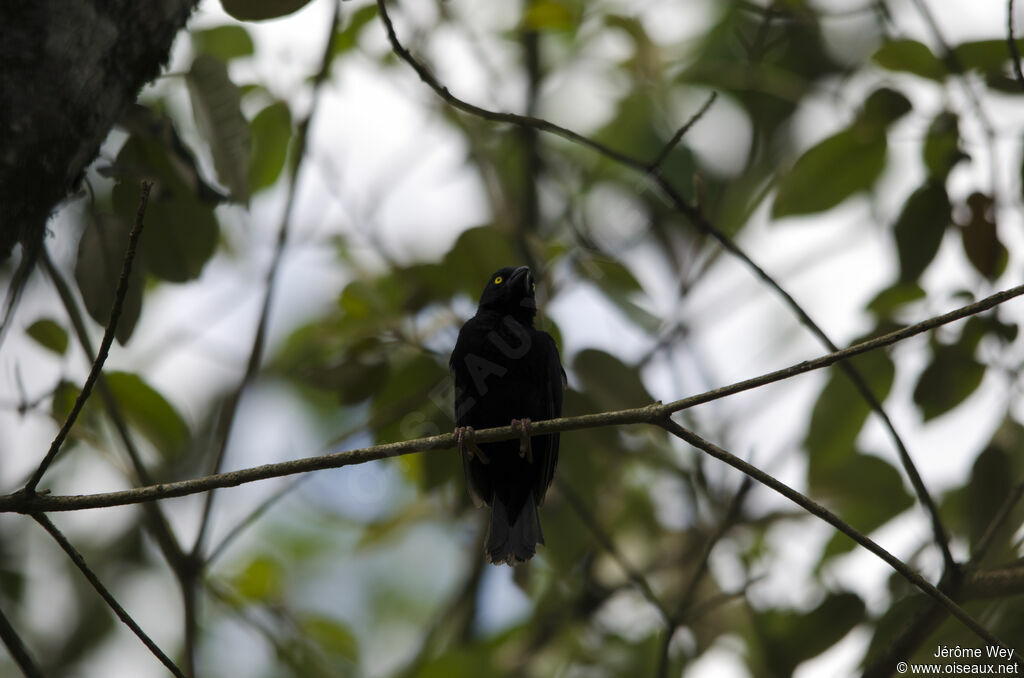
top-left (441, 226), bottom-right (521, 300)
top-left (893, 181), bottom-right (951, 283)
top-left (139, 193), bottom-right (220, 282)
top-left (187, 54), bottom-right (250, 203)
top-left (51, 380), bottom-right (82, 427)
top-left (106, 371), bottom-right (189, 459)
top-left (357, 499), bottom-right (435, 549)
top-left (772, 127), bottom-right (886, 218)
top-left (75, 211), bottom-right (144, 344)
top-left (573, 349), bottom-right (652, 411)
top-left (523, 0), bottom-right (578, 31)
top-left (913, 340), bottom-right (985, 420)
top-left (860, 88), bottom-right (913, 129)
top-left (754, 592), bottom-right (865, 675)
top-left (301, 613), bottom-right (359, 662)
top-left (872, 39), bottom-right (945, 80)
top-left (923, 111), bottom-right (966, 179)
top-left (249, 101), bottom-right (292, 193)
top-left (817, 454), bottom-right (914, 561)
top-left (959, 192), bottom-right (1007, 281)
top-left (966, 445), bottom-right (1013, 560)
top-left (110, 125), bottom-right (225, 205)
top-left (232, 555), bottom-right (284, 601)
top-left (334, 4), bottom-right (378, 55)
top-left (952, 39), bottom-right (1024, 74)
top-left (866, 282), bottom-right (925, 317)
top-left (805, 349), bottom-right (894, 470)
top-left (192, 25), bottom-right (255, 61)
top-left (574, 257), bottom-right (661, 333)
top-left (26, 318), bottom-right (68, 355)
top-left (221, 0), bottom-right (314, 21)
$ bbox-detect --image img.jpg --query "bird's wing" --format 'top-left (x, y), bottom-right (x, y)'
top-left (535, 331), bottom-right (563, 504)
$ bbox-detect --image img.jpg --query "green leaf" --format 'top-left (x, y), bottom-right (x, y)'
top-left (959, 192), bottom-right (1007, 281)
top-left (26, 318), bottom-right (69, 355)
top-left (249, 101), bottom-right (292, 193)
top-left (772, 127), bottom-right (887, 217)
top-left (220, 0), bottom-right (315, 22)
top-left (75, 212), bottom-right (144, 344)
top-left (866, 282), bottom-right (925, 317)
top-left (805, 349), bottom-right (894, 471)
top-left (573, 349), bottom-right (652, 411)
top-left (523, 0), bottom-right (578, 31)
top-left (872, 39), bottom-right (945, 80)
top-left (893, 181), bottom-right (951, 283)
top-left (859, 88), bottom-right (913, 129)
top-left (754, 592), bottom-right (865, 675)
top-left (187, 55), bottom-right (250, 204)
top-left (923, 112), bottom-right (966, 179)
top-left (912, 341), bottom-right (985, 420)
top-left (333, 4), bottom-right (379, 56)
top-left (301, 614), bottom-right (359, 662)
top-left (105, 372), bottom-right (189, 459)
top-left (441, 226), bottom-right (521, 300)
top-left (191, 25), bottom-right (254, 62)
top-left (817, 454), bottom-right (914, 561)
top-left (137, 192), bottom-right (220, 282)
top-left (966, 445), bottom-right (1013, 561)
top-left (952, 39), bottom-right (1024, 74)
top-left (232, 555), bottom-right (283, 601)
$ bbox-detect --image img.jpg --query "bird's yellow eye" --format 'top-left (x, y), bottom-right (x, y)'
top-left (494, 276), bottom-right (503, 284)
top-left (531, 282), bottom-right (536, 291)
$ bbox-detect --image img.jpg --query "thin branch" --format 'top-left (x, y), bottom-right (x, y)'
top-left (192, 0), bottom-right (343, 559)
top-left (649, 92), bottom-right (718, 172)
top-left (657, 418), bottom-right (1022, 664)
top-left (25, 181), bottom-right (151, 493)
top-left (557, 478), bottom-right (672, 623)
top-left (31, 513), bottom-right (186, 678)
top-left (206, 476), bottom-right (309, 566)
top-left (657, 478), bottom-right (752, 678)
top-left (1010, 0), bottom-right (1024, 88)
top-left (2, 282), bottom-right (1022, 515)
top-left (969, 481), bottom-right (1024, 566)
top-left (375, 0), bottom-right (954, 575)
top-left (0, 604), bottom-right (43, 678)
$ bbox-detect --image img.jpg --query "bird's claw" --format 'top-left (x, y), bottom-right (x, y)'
top-left (511, 418), bottom-right (533, 463)
top-left (455, 426), bottom-right (489, 464)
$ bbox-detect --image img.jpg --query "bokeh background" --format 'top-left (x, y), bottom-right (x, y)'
top-left (2, 0), bottom-right (1024, 676)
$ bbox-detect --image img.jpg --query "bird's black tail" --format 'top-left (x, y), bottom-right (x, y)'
top-left (486, 494), bottom-right (544, 566)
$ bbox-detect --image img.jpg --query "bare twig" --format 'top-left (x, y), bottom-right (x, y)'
top-left (657, 478), bottom-right (752, 678)
top-left (0, 604), bottom-right (43, 678)
top-left (3, 282), bottom-right (1022, 515)
top-left (1010, 0), bottom-right (1024, 88)
top-left (557, 478), bottom-right (672, 622)
top-left (26, 181), bottom-right (151, 493)
top-left (656, 418), bottom-right (1022, 664)
top-left (32, 513), bottom-right (186, 678)
top-left (649, 92), bottom-right (718, 172)
top-left (375, 0), bottom-right (954, 576)
top-left (192, 0), bottom-right (344, 561)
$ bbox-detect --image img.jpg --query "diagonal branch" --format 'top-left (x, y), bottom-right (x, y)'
top-left (375, 0), bottom-right (954, 574)
top-left (32, 513), bottom-right (186, 678)
top-left (2, 282), bottom-right (1022, 515)
top-left (1010, 0), bottom-right (1024, 88)
top-left (557, 478), bottom-right (672, 623)
top-left (656, 418), bottom-right (1022, 665)
top-left (0, 603), bottom-right (43, 678)
top-left (25, 181), bottom-right (151, 493)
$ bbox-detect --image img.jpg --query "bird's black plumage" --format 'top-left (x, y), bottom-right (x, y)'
top-left (450, 266), bottom-right (564, 565)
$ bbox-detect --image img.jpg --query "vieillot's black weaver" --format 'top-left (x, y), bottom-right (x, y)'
top-left (450, 266), bottom-right (565, 565)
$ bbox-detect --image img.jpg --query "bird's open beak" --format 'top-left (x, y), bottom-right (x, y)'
top-left (510, 266), bottom-right (532, 292)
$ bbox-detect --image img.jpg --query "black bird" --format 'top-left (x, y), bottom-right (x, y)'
top-left (450, 266), bottom-right (564, 565)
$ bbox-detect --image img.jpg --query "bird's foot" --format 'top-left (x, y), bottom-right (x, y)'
top-left (455, 426), bottom-right (488, 464)
top-left (511, 418), bottom-right (533, 463)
